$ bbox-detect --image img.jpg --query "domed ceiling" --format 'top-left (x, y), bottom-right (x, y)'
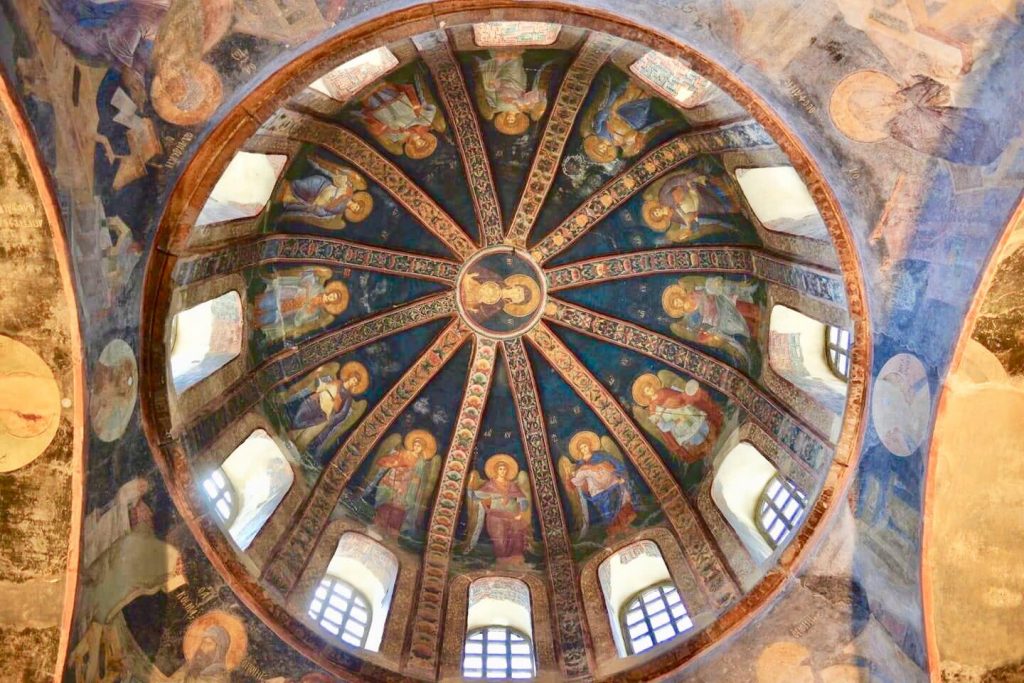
top-left (146, 20), bottom-right (860, 681)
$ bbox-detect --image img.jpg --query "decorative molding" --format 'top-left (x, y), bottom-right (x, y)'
top-left (178, 293), bottom-right (458, 456)
top-left (751, 252), bottom-right (845, 308)
top-left (414, 30), bottom-right (504, 246)
top-left (543, 297), bottom-right (831, 470)
top-left (527, 323), bottom-right (739, 608)
top-left (262, 320), bottom-right (471, 595)
top-left (505, 32), bottom-right (621, 246)
top-left (503, 338), bottom-right (592, 678)
top-left (258, 109), bottom-right (478, 259)
top-left (173, 235), bottom-right (461, 286)
top-left (546, 246), bottom-right (755, 291)
top-left (406, 338), bottom-right (497, 676)
top-left (530, 120), bottom-right (774, 263)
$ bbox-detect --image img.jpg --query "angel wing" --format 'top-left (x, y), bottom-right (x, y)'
top-left (632, 403), bottom-right (675, 455)
top-left (473, 60), bottom-right (498, 121)
top-left (557, 455), bottom-right (588, 538)
top-left (527, 60), bottom-right (557, 120)
top-left (413, 70), bottom-right (447, 132)
top-left (412, 453), bottom-right (443, 532)
top-left (580, 75), bottom-right (612, 137)
top-left (300, 399), bottom-right (367, 459)
top-left (278, 361), bottom-right (340, 404)
top-left (624, 118), bottom-right (672, 157)
top-left (657, 369), bottom-right (689, 393)
top-left (514, 471), bottom-right (541, 557)
top-left (463, 471), bottom-right (486, 552)
top-left (310, 156), bottom-right (368, 191)
top-left (358, 433), bottom-right (404, 503)
top-left (599, 436), bottom-right (625, 463)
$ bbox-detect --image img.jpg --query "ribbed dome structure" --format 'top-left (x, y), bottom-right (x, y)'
top-left (143, 19), bottom-right (862, 681)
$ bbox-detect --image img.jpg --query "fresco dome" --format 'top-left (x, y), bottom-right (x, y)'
top-left (143, 16), bottom-right (864, 681)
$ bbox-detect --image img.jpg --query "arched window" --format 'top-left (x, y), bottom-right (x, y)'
top-left (463, 577), bottom-right (535, 679)
top-left (826, 325), bottom-right (852, 380)
top-left (202, 469), bottom-right (235, 523)
top-left (735, 166), bottom-right (829, 239)
top-left (169, 291), bottom-right (243, 393)
top-left (598, 541), bottom-right (693, 657)
top-left (768, 305), bottom-right (848, 413)
top-left (463, 627), bottom-right (535, 679)
top-left (196, 151), bottom-right (287, 226)
top-left (212, 429), bottom-right (294, 550)
top-left (711, 442), bottom-right (779, 565)
top-left (308, 576), bottom-right (372, 648)
top-left (621, 582), bottom-right (693, 655)
top-left (311, 533), bottom-right (398, 651)
top-left (757, 474), bottom-right (808, 548)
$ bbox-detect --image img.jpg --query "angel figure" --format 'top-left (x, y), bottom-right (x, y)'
top-left (361, 430), bottom-right (441, 537)
top-left (459, 271), bottom-right (542, 324)
top-left (465, 454), bottom-right (533, 566)
top-left (631, 370), bottom-right (723, 463)
top-left (640, 169), bottom-right (740, 242)
top-left (473, 50), bottom-right (555, 135)
top-left (557, 431), bottom-right (636, 539)
top-left (355, 73), bottom-right (447, 159)
top-left (255, 267), bottom-right (350, 342)
top-left (662, 276), bottom-right (760, 369)
top-left (281, 156), bottom-right (373, 228)
top-left (580, 77), bottom-right (669, 164)
top-left (281, 361), bottom-right (369, 462)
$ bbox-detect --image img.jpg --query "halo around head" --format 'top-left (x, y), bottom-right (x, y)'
top-left (829, 70), bottom-right (901, 144)
top-left (661, 283), bottom-right (694, 318)
top-left (495, 111), bottom-right (530, 136)
top-left (340, 360), bottom-right (370, 394)
top-left (502, 274), bottom-right (542, 318)
top-left (404, 429), bottom-right (437, 458)
top-left (182, 610), bottom-right (248, 671)
top-left (404, 132), bottom-right (438, 159)
top-left (484, 453), bottom-right (519, 480)
top-left (631, 373), bottom-right (663, 407)
top-left (583, 135), bottom-right (618, 164)
top-left (322, 281), bottom-right (350, 316)
top-left (344, 191), bottom-right (374, 222)
top-left (641, 200), bottom-right (672, 232)
top-left (569, 431), bottom-right (601, 460)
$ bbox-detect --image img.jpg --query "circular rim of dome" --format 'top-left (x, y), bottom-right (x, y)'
top-left (139, 4), bottom-right (871, 681)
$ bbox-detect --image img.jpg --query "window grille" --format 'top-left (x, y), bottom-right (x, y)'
top-left (757, 474), bottom-right (807, 548)
top-left (308, 576), bottom-right (372, 648)
top-left (462, 626), bottom-right (535, 679)
top-left (620, 582), bottom-right (693, 655)
top-left (826, 326), bottom-right (852, 380)
top-left (201, 470), bottom-right (234, 522)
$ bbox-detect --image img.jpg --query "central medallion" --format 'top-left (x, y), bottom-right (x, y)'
top-left (456, 246), bottom-right (547, 339)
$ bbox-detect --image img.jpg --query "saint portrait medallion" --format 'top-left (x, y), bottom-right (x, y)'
top-left (456, 247), bottom-right (546, 339)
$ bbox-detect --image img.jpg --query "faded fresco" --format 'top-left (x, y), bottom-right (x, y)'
top-left (0, 96), bottom-right (76, 682)
top-left (0, 0), bottom-right (1021, 681)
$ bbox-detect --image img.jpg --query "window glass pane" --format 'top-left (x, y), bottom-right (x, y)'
top-left (632, 635), bottom-right (653, 653)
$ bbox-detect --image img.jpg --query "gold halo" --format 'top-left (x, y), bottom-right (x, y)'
top-left (404, 429), bottom-right (437, 458)
top-left (631, 373), bottom-right (663, 407)
top-left (641, 200), bottom-right (672, 232)
top-left (344, 191), bottom-right (374, 222)
top-left (829, 70), bottom-right (901, 144)
top-left (150, 61), bottom-right (223, 126)
top-left (182, 610), bottom-right (248, 671)
top-left (661, 283), bottom-right (694, 318)
top-left (322, 281), bottom-right (350, 316)
top-left (583, 135), bottom-right (618, 164)
top-left (494, 111), bottom-right (530, 136)
top-left (339, 361), bottom-right (369, 394)
top-left (501, 274), bottom-right (542, 318)
top-left (484, 453), bottom-right (519, 480)
top-left (404, 132), bottom-right (438, 159)
top-left (569, 431), bottom-right (601, 461)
